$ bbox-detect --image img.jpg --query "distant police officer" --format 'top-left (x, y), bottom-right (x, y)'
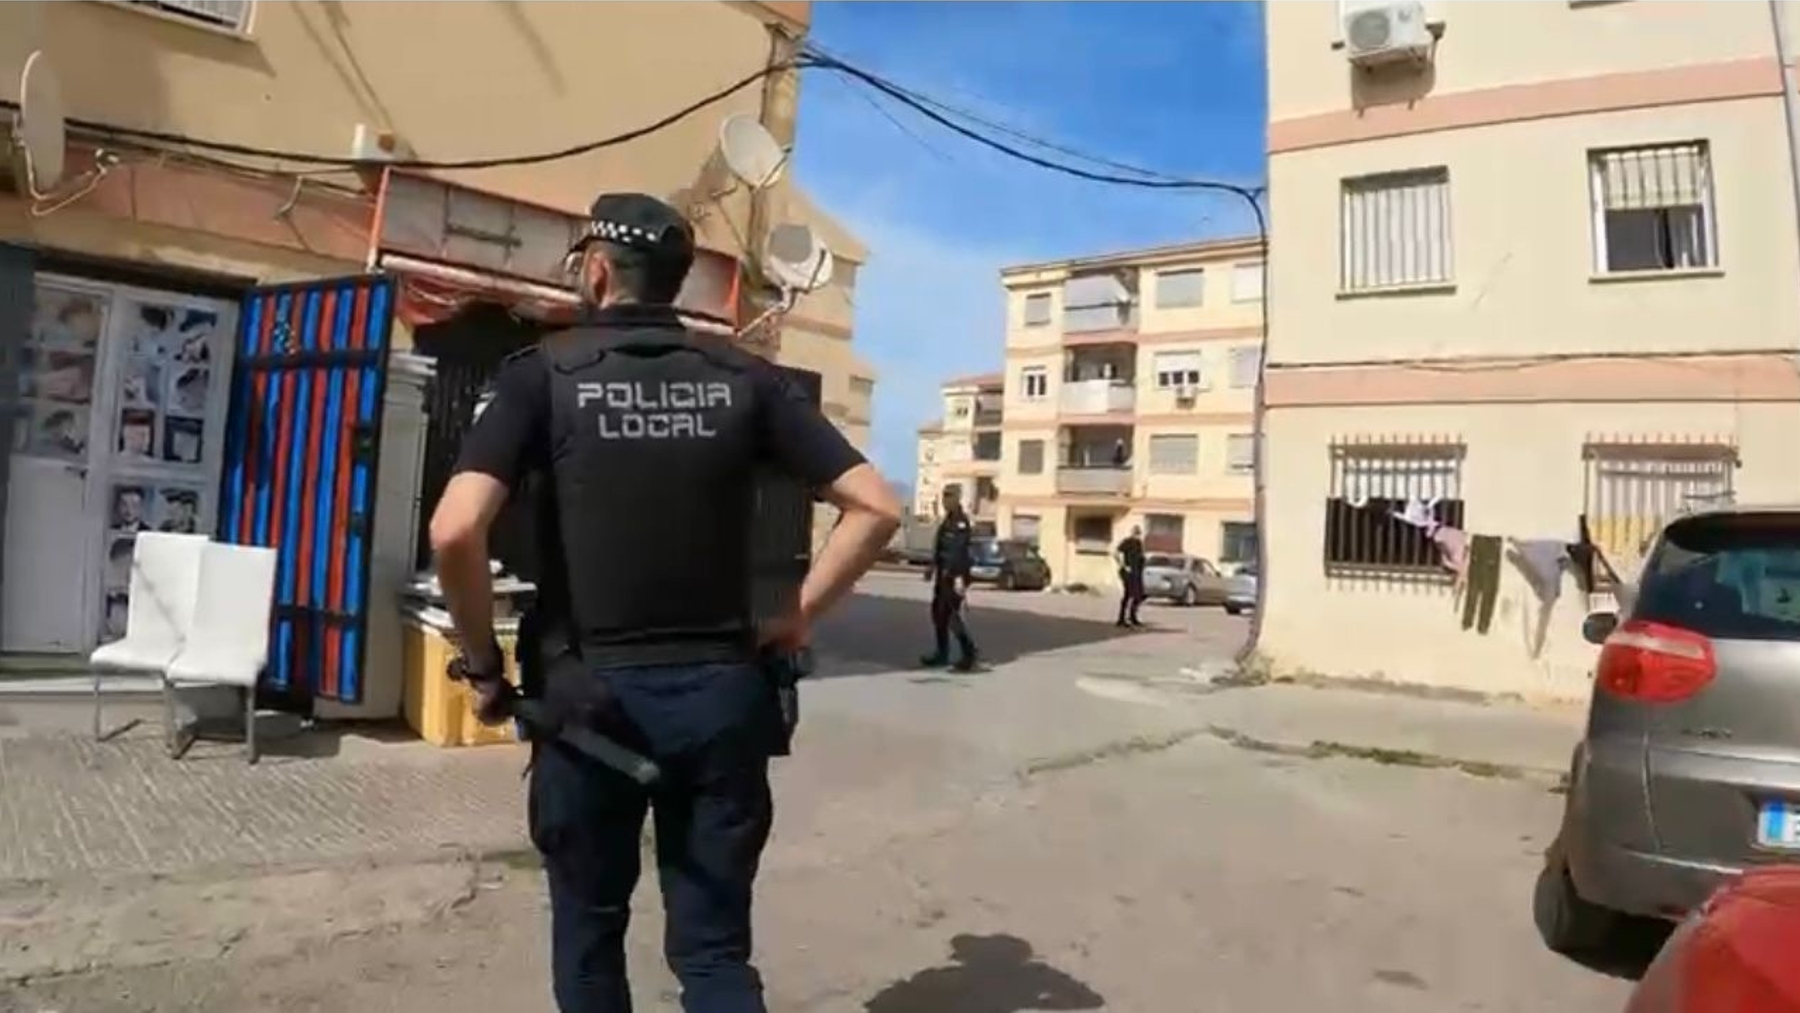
top-left (428, 192), bottom-right (902, 1013)
top-left (920, 484), bottom-right (979, 672)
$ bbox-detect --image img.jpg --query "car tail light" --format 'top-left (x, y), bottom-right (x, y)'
top-left (1596, 620), bottom-right (1717, 703)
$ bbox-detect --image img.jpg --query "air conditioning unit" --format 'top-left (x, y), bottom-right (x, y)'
top-left (1343, 1), bottom-right (1433, 67)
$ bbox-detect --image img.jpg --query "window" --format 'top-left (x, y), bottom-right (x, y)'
top-left (1144, 513), bottom-right (1186, 553)
top-left (1323, 443), bottom-right (1466, 577)
top-left (1339, 167), bottom-right (1453, 292)
top-left (1022, 292), bottom-right (1052, 327)
top-left (1226, 433), bottom-right (1256, 472)
top-left (1073, 515), bottom-right (1113, 553)
top-left (1583, 441), bottom-right (1736, 572)
top-left (1221, 521), bottom-right (1258, 563)
top-left (1635, 513), bottom-right (1800, 643)
top-left (1589, 142), bottom-right (1717, 274)
top-left (1229, 346), bottom-right (1261, 389)
top-left (974, 476), bottom-right (1000, 507)
top-left (1231, 262), bottom-right (1264, 303)
top-left (973, 432), bottom-right (1002, 461)
top-left (1148, 434), bottom-right (1199, 475)
top-left (1062, 272), bottom-right (1136, 333)
top-left (122, 0), bottom-right (254, 31)
top-left (1011, 513), bottom-right (1042, 546)
top-left (1020, 367), bottom-right (1049, 400)
top-left (951, 399), bottom-right (971, 418)
top-left (1154, 269), bottom-right (1206, 308)
top-left (1018, 439), bottom-right (1046, 475)
top-left (1151, 351), bottom-right (1204, 390)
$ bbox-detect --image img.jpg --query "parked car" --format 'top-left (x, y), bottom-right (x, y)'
top-left (1142, 553), bottom-right (1229, 607)
top-left (1225, 563), bottom-right (1257, 615)
top-left (968, 538), bottom-right (1052, 591)
top-left (1536, 506), bottom-right (1800, 956)
top-left (1623, 865), bottom-right (1800, 1012)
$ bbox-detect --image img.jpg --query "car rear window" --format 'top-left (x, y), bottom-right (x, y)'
top-left (1145, 554), bottom-right (1180, 569)
top-left (1635, 513), bottom-right (1800, 641)
top-left (972, 541), bottom-right (1002, 563)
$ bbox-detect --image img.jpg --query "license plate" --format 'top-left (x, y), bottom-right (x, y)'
top-left (1757, 801), bottom-right (1800, 848)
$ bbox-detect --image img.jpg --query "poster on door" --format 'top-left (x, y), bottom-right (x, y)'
top-left (113, 300), bottom-right (218, 467)
top-left (99, 480), bottom-right (205, 642)
top-left (18, 286), bottom-right (105, 462)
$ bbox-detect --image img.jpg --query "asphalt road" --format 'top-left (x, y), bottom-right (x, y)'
top-left (7, 575), bottom-right (1635, 1013)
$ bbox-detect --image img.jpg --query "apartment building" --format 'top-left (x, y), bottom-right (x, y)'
top-left (996, 239), bottom-right (1265, 589)
top-left (1260, 0), bottom-right (1800, 699)
top-left (0, 0), bottom-right (853, 715)
top-left (914, 373), bottom-right (1004, 532)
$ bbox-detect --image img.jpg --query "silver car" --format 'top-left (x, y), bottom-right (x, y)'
top-left (1225, 563), bottom-right (1257, 615)
top-left (1537, 506), bottom-right (1800, 955)
top-left (1142, 553), bottom-right (1230, 607)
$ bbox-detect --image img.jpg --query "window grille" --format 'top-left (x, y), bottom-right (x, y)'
top-left (1582, 440), bottom-right (1736, 568)
top-left (1323, 441), bottom-right (1466, 578)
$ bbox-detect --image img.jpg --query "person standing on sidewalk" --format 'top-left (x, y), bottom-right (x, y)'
top-left (428, 192), bottom-right (902, 1013)
top-left (1116, 525), bottom-right (1147, 628)
top-left (920, 484), bottom-right (980, 672)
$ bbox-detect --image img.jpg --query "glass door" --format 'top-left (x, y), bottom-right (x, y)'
top-left (1, 279), bottom-right (109, 653)
top-left (91, 287), bottom-right (236, 645)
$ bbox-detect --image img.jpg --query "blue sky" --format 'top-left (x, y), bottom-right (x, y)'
top-left (791, 0), bottom-right (1269, 484)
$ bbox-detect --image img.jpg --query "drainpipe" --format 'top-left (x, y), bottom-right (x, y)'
top-left (1771, 0), bottom-right (1800, 335)
top-left (746, 22), bottom-right (800, 360)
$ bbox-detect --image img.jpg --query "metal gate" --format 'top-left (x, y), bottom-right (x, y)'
top-left (217, 274), bottom-right (397, 711)
top-left (411, 305), bottom-right (542, 567)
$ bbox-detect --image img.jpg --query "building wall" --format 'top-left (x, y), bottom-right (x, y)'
top-left (995, 240), bottom-right (1264, 588)
top-left (1259, 0), bottom-right (1800, 701)
top-left (2, 0), bottom-right (805, 245)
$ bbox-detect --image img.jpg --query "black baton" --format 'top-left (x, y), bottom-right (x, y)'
top-left (447, 658), bottom-right (662, 786)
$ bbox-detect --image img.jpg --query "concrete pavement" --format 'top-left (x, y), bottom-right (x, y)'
top-left (0, 575), bottom-right (1623, 1010)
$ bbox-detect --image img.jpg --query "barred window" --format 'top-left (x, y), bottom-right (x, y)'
top-left (1324, 442), bottom-right (1466, 577)
top-left (1589, 142), bottom-right (1717, 273)
top-left (1583, 440), bottom-right (1737, 570)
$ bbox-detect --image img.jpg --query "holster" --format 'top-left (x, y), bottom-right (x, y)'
top-left (759, 646), bottom-right (812, 758)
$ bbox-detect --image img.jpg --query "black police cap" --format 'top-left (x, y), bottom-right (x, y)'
top-left (572, 193), bottom-right (696, 259)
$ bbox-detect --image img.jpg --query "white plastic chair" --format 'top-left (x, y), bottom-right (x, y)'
top-left (164, 542), bottom-right (279, 764)
top-left (88, 532), bottom-right (208, 743)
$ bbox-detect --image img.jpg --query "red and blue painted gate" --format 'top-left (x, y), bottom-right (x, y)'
top-left (217, 274), bottom-right (395, 711)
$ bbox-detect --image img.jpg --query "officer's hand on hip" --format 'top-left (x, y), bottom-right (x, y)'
top-left (758, 607), bottom-right (811, 654)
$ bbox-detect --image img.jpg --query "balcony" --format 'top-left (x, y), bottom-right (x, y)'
top-left (972, 408), bottom-right (1005, 428)
top-left (1056, 466), bottom-right (1132, 496)
top-left (1059, 379), bottom-right (1136, 416)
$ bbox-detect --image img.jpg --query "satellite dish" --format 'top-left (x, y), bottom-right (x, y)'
top-left (17, 50), bottom-right (66, 194)
top-left (718, 114), bottom-right (788, 190)
top-left (763, 222), bottom-right (835, 294)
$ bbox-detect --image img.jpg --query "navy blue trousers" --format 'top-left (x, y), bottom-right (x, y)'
top-left (527, 661), bottom-right (782, 1013)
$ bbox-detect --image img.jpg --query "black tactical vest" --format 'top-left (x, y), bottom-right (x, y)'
top-left (539, 319), bottom-right (767, 669)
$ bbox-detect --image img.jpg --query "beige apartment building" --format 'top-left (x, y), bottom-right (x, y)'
top-left (995, 239), bottom-right (1264, 589)
top-left (1259, 0), bottom-right (1800, 700)
top-left (914, 372), bottom-right (1003, 531)
top-left (0, 1), bottom-right (870, 712)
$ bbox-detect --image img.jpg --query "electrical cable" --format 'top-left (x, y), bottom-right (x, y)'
top-left (0, 60), bottom-right (804, 170)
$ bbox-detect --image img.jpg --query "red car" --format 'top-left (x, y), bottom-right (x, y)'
top-left (1625, 866), bottom-right (1800, 1012)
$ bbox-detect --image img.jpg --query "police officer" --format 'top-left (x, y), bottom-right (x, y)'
top-left (919, 484), bottom-right (979, 672)
top-left (428, 192), bottom-right (903, 1013)
top-left (1115, 524), bottom-right (1147, 628)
